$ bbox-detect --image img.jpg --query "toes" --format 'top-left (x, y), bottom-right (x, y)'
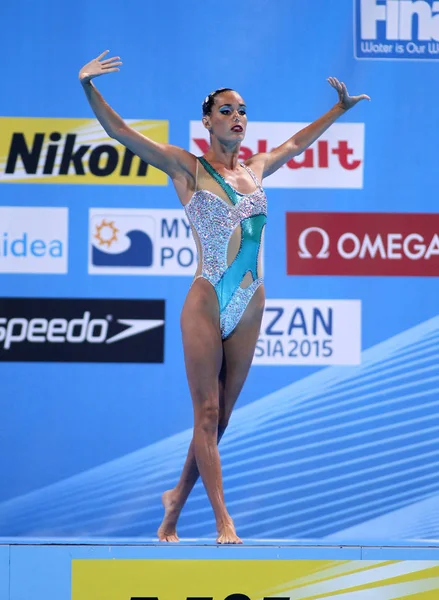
top-left (157, 530), bottom-right (179, 542)
top-left (216, 535), bottom-right (242, 545)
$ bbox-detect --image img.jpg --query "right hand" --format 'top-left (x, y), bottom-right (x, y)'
top-left (78, 50), bottom-right (122, 84)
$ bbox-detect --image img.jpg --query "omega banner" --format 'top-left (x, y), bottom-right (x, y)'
top-left (286, 212), bottom-right (439, 276)
top-left (71, 559), bottom-right (439, 599)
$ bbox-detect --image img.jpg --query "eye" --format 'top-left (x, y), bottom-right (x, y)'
top-left (239, 109), bottom-right (247, 116)
top-left (220, 108), bottom-right (231, 115)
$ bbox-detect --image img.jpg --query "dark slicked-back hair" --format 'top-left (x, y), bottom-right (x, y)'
top-left (202, 88), bottom-right (236, 116)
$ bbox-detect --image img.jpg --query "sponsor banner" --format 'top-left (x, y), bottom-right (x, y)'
top-left (0, 298), bottom-right (165, 363)
top-left (0, 206), bottom-right (68, 274)
top-left (355, 0), bottom-right (439, 60)
top-left (286, 212), bottom-right (439, 276)
top-left (72, 558), bottom-right (439, 599)
top-left (89, 208), bottom-right (197, 276)
top-left (254, 299), bottom-right (361, 366)
top-left (0, 118), bottom-right (168, 185)
top-left (190, 121), bottom-right (365, 189)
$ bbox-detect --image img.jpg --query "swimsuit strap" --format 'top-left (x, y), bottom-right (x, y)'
top-left (241, 162), bottom-right (262, 189)
top-left (197, 157), bottom-right (241, 206)
top-left (195, 156), bottom-right (199, 191)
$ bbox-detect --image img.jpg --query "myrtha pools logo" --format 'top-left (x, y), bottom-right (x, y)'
top-left (89, 209), bottom-right (197, 276)
top-left (355, 0), bottom-right (439, 59)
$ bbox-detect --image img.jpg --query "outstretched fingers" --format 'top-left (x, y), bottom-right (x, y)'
top-left (351, 93), bottom-right (371, 103)
top-left (328, 76), bottom-right (341, 90)
top-left (95, 51), bottom-right (123, 71)
top-left (101, 56), bottom-right (121, 65)
top-left (101, 57), bottom-right (123, 73)
top-left (328, 77), bottom-right (371, 103)
top-left (96, 50), bottom-right (110, 61)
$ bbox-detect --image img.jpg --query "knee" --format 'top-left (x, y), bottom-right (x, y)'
top-left (217, 411), bottom-right (231, 438)
top-left (196, 402), bottom-right (220, 435)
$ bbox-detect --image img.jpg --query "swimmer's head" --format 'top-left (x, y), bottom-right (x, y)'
top-left (202, 89), bottom-right (247, 141)
top-left (202, 88), bottom-right (236, 116)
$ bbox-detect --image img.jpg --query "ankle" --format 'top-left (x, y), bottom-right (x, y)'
top-left (216, 515), bottom-right (234, 529)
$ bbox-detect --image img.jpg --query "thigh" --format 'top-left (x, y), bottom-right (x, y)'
top-left (181, 279), bottom-right (223, 413)
top-left (220, 285), bottom-right (265, 421)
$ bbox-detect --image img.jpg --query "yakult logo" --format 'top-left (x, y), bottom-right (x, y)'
top-left (190, 122), bottom-right (365, 189)
top-left (287, 212), bottom-right (439, 276)
top-left (355, 0), bottom-right (439, 59)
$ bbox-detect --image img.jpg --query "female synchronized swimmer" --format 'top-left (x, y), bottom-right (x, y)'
top-left (79, 51), bottom-right (369, 544)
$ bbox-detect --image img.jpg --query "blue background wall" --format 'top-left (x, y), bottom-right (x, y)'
top-left (0, 0), bottom-right (438, 540)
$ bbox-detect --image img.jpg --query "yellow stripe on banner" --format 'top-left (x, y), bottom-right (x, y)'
top-left (0, 117), bottom-right (168, 185)
top-left (260, 560), bottom-right (396, 597)
top-left (71, 559), bottom-right (439, 600)
top-left (297, 561), bottom-right (439, 599)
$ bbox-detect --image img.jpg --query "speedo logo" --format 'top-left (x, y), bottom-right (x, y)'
top-left (0, 312), bottom-right (163, 349)
top-left (0, 117), bottom-right (168, 185)
top-left (0, 298), bottom-right (165, 363)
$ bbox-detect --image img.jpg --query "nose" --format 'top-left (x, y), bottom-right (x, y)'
top-left (233, 113), bottom-right (240, 122)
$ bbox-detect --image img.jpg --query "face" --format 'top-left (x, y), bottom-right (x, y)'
top-left (203, 90), bottom-right (247, 142)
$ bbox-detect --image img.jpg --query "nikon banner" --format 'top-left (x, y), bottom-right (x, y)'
top-left (71, 559), bottom-right (439, 599)
top-left (0, 117), bottom-right (168, 185)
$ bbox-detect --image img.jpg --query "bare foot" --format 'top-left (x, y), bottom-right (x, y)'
top-left (216, 519), bottom-right (242, 544)
top-left (157, 490), bottom-right (180, 542)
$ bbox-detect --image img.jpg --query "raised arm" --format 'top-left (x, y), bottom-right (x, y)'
top-left (248, 78), bottom-right (370, 179)
top-left (79, 51), bottom-right (195, 182)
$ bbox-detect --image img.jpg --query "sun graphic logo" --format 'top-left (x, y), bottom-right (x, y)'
top-left (90, 213), bottom-right (154, 269)
top-left (94, 219), bottom-right (119, 248)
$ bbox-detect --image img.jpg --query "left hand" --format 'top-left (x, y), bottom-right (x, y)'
top-left (328, 77), bottom-right (370, 110)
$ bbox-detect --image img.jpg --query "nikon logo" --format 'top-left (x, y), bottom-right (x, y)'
top-left (0, 117), bottom-right (168, 185)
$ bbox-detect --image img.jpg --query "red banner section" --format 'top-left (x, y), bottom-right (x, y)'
top-left (286, 212), bottom-right (439, 276)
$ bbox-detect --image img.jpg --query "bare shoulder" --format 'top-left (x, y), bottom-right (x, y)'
top-left (171, 146), bottom-right (198, 180)
top-left (171, 150), bottom-right (198, 206)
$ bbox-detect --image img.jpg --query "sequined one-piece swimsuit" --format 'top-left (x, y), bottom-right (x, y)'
top-left (184, 157), bottom-right (267, 339)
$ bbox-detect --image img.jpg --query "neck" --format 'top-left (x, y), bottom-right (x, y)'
top-left (204, 137), bottom-right (241, 170)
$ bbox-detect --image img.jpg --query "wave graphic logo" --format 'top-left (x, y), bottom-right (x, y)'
top-left (90, 213), bottom-right (154, 270)
top-left (89, 208), bottom-right (197, 276)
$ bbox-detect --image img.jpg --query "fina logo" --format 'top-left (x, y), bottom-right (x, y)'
top-left (355, 0), bottom-right (439, 60)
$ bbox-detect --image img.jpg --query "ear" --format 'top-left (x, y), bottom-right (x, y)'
top-left (202, 116), bottom-right (211, 130)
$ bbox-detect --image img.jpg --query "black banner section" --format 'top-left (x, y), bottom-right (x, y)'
top-left (0, 297), bottom-right (165, 363)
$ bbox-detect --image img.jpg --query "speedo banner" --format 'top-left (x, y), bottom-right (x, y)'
top-left (0, 117), bottom-right (168, 185)
top-left (71, 559), bottom-right (439, 599)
